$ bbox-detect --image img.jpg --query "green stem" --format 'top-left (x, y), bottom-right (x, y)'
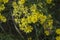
top-left (0, 23), bottom-right (5, 32)
top-left (34, 25), bottom-right (39, 40)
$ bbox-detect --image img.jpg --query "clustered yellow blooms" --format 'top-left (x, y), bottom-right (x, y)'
top-left (56, 28), bottom-right (60, 35)
top-left (12, 0), bottom-right (53, 34)
top-left (12, 0), bottom-right (33, 33)
top-left (0, 13), bottom-right (6, 22)
top-left (46, 0), bottom-right (53, 4)
top-left (0, 0), bottom-right (9, 4)
top-left (0, 3), bottom-right (6, 22)
top-left (44, 15), bottom-right (53, 29)
top-left (56, 36), bottom-right (60, 40)
top-left (44, 14), bottom-right (53, 36)
top-left (0, 0), bottom-right (8, 22)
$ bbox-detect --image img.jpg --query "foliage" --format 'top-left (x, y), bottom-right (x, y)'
top-left (0, 0), bottom-right (60, 40)
top-left (0, 33), bottom-right (19, 40)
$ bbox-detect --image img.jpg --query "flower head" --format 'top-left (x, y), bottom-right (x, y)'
top-left (56, 36), bottom-right (60, 40)
top-left (56, 28), bottom-right (60, 35)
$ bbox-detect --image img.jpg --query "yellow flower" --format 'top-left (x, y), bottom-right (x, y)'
top-left (46, 0), bottom-right (52, 4)
top-left (28, 37), bottom-right (32, 40)
top-left (48, 14), bottom-right (52, 18)
top-left (27, 16), bottom-right (32, 23)
top-left (19, 5), bottom-right (25, 12)
top-left (23, 25), bottom-right (33, 33)
top-left (56, 36), bottom-right (60, 40)
top-left (43, 19), bottom-right (53, 30)
top-left (14, 18), bottom-right (20, 23)
top-left (30, 4), bottom-right (37, 12)
top-left (21, 22), bottom-right (28, 27)
top-left (39, 14), bottom-right (47, 24)
top-left (31, 15), bottom-right (38, 23)
top-left (3, 0), bottom-right (9, 3)
top-left (18, 0), bottom-right (26, 4)
top-left (23, 6), bottom-right (28, 14)
top-left (0, 4), bottom-right (5, 11)
top-left (0, 0), bottom-right (2, 2)
top-left (19, 24), bottom-right (33, 33)
top-left (19, 24), bottom-right (26, 30)
top-left (44, 30), bottom-right (50, 36)
top-left (21, 18), bottom-right (26, 23)
top-left (0, 14), bottom-right (6, 22)
top-left (56, 28), bottom-right (60, 35)
top-left (47, 19), bottom-right (53, 26)
top-left (12, 2), bottom-right (18, 9)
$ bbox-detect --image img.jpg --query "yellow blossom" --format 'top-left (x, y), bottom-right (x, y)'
top-left (43, 19), bottom-right (53, 30)
top-left (0, 14), bottom-right (6, 22)
top-left (23, 25), bottom-right (33, 33)
top-left (0, 0), bottom-right (2, 2)
top-left (18, 0), bottom-right (26, 4)
top-left (0, 0), bottom-right (9, 3)
top-left (3, 0), bottom-right (9, 3)
top-left (27, 16), bottom-right (32, 23)
top-left (21, 18), bottom-right (27, 23)
top-left (19, 24), bottom-right (26, 30)
top-left (46, 0), bottom-right (52, 4)
top-left (14, 18), bottom-right (20, 23)
top-left (44, 30), bottom-right (50, 36)
top-left (47, 19), bottom-right (53, 26)
top-left (30, 4), bottom-right (37, 12)
top-left (39, 14), bottom-right (47, 24)
top-left (12, 2), bottom-right (18, 9)
top-left (0, 4), bottom-right (5, 11)
top-left (31, 15), bottom-right (38, 23)
top-left (28, 37), bottom-right (32, 40)
top-left (56, 28), bottom-right (60, 35)
top-left (56, 36), bottom-right (60, 40)
top-left (19, 24), bottom-right (33, 33)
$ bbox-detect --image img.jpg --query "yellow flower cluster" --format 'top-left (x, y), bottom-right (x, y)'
top-left (12, 1), bottom-right (28, 17)
top-left (19, 19), bottom-right (33, 33)
top-left (12, 0), bottom-right (53, 34)
top-left (0, 0), bottom-right (9, 4)
top-left (20, 18), bottom-right (32, 33)
top-left (12, 1), bottom-right (33, 33)
top-left (43, 14), bottom-right (53, 36)
top-left (43, 15), bottom-right (53, 29)
top-left (27, 12), bottom-right (40, 23)
top-left (56, 36), bottom-right (60, 40)
top-left (19, 11), bottom-right (47, 33)
top-left (56, 28), bottom-right (60, 35)
top-left (0, 14), bottom-right (6, 22)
